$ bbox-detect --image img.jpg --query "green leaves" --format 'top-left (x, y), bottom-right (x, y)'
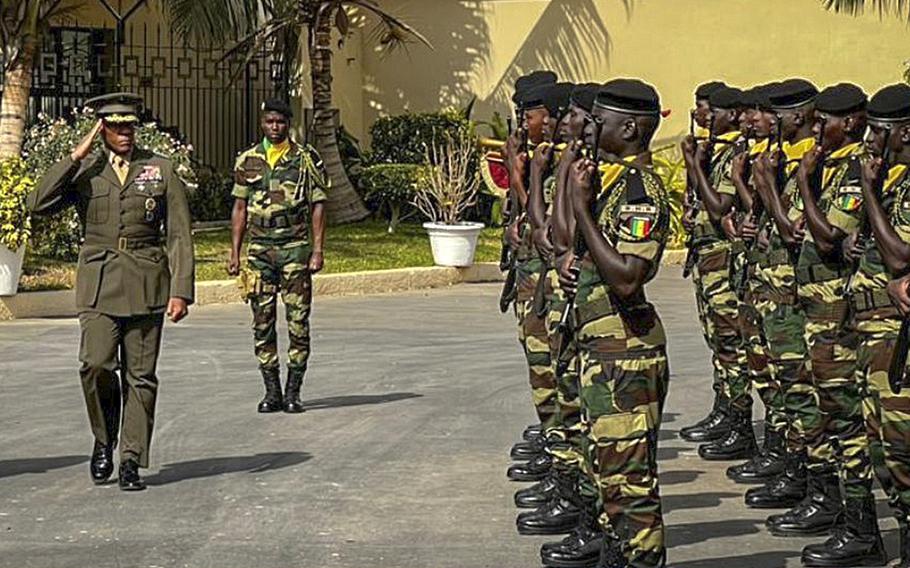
top-left (0, 157), bottom-right (32, 252)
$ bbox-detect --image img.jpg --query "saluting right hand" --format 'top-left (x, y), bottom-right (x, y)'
top-left (71, 120), bottom-right (103, 162)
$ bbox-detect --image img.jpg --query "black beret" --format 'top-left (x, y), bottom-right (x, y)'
top-left (570, 82), bottom-right (601, 113)
top-left (739, 87), bottom-right (757, 109)
top-left (695, 81), bottom-right (727, 101)
top-left (261, 98), bottom-right (293, 118)
top-left (868, 84), bottom-right (910, 122)
top-left (815, 83), bottom-right (867, 115)
top-left (540, 82), bottom-right (574, 118)
top-left (753, 82), bottom-right (781, 111)
top-left (767, 79), bottom-right (818, 109)
top-left (513, 70), bottom-right (558, 106)
top-left (709, 86), bottom-right (744, 110)
top-left (595, 78), bottom-right (661, 115)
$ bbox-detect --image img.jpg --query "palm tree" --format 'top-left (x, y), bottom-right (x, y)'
top-left (160, 0), bottom-right (430, 223)
top-left (0, 1), bottom-right (80, 159)
top-left (823, 0), bottom-right (910, 18)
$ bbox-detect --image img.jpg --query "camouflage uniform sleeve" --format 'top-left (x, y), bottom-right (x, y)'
top-left (614, 196), bottom-right (669, 265)
top-left (231, 151), bottom-right (251, 200)
top-left (716, 154), bottom-right (737, 196)
top-left (306, 146), bottom-right (329, 204)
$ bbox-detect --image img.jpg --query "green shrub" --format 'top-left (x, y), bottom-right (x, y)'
top-left (21, 108), bottom-right (198, 259)
top-left (652, 144), bottom-right (687, 249)
top-left (188, 166), bottom-right (233, 222)
top-left (359, 164), bottom-right (428, 232)
top-left (369, 108), bottom-right (473, 165)
top-left (0, 158), bottom-right (33, 251)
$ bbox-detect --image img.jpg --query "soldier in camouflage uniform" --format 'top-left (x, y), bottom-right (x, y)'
top-left (782, 84), bottom-right (886, 568)
top-left (681, 86), bottom-right (756, 460)
top-left (852, 84), bottom-right (910, 568)
top-left (228, 99), bottom-right (328, 414)
top-left (560, 79), bottom-right (671, 568)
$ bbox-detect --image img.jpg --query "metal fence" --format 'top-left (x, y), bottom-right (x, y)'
top-left (19, 23), bottom-right (289, 172)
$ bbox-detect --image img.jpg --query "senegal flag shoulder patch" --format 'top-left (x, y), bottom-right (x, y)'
top-left (836, 186), bottom-right (863, 212)
top-left (619, 204), bottom-right (658, 241)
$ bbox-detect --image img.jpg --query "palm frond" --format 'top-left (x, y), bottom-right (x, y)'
top-left (823, 0), bottom-right (910, 19)
top-left (346, 0), bottom-right (432, 51)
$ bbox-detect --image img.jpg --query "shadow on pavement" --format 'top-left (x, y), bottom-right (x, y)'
top-left (146, 451), bottom-right (312, 486)
top-left (300, 392), bottom-right (422, 411)
top-left (660, 469), bottom-right (704, 486)
top-left (0, 455), bottom-right (87, 479)
top-left (670, 550), bottom-right (797, 568)
top-left (663, 491), bottom-right (740, 514)
top-left (667, 518), bottom-right (763, 547)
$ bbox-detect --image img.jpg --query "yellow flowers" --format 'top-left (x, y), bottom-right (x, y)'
top-left (0, 158), bottom-right (33, 251)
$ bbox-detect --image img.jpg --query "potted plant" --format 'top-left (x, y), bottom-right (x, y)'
top-left (413, 130), bottom-right (483, 267)
top-left (0, 157), bottom-right (33, 296)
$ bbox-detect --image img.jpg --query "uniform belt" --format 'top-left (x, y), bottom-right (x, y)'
top-left (250, 210), bottom-right (306, 229)
top-left (802, 299), bottom-right (849, 322)
top-left (852, 289), bottom-right (894, 313)
top-left (759, 249), bottom-right (792, 269)
top-left (87, 236), bottom-right (161, 251)
top-left (796, 263), bottom-right (850, 285)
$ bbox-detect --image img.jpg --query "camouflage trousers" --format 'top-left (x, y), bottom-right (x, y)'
top-left (578, 340), bottom-right (669, 568)
top-left (693, 244), bottom-right (750, 411)
top-left (247, 241), bottom-right (313, 372)
top-left (803, 302), bottom-right (870, 498)
top-left (741, 287), bottom-right (786, 436)
top-left (516, 257), bottom-right (558, 429)
top-left (760, 298), bottom-right (824, 457)
top-left (546, 268), bottom-right (586, 472)
top-left (856, 315), bottom-right (909, 518)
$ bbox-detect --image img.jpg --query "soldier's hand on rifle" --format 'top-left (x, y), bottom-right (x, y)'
top-left (557, 251), bottom-right (578, 295)
top-left (731, 151), bottom-right (748, 184)
top-left (757, 227), bottom-right (771, 252)
top-left (71, 120), bottom-right (103, 162)
top-left (506, 221), bottom-right (522, 250)
top-left (681, 207), bottom-right (696, 232)
top-left (512, 151), bottom-right (528, 181)
top-left (793, 216), bottom-right (807, 244)
top-left (227, 251), bottom-right (241, 277)
top-left (694, 140), bottom-right (710, 169)
top-left (720, 212), bottom-right (738, 240)
top-left (740, 217), bottom-right (759, 241)
top-left (862, 157), bottom-right (884, 191)
top-left (680, 136), bottom-right (697, 165)
top-left (532, 141), bottom-right (554, 175)
top-left (888, 274), bottom-right (910, 316)
top-left (800, 146), bottom-right (823, 177)
top-left (569, 158), bottom-right (596, 212)
top-left (504, 127), bottom-right (521, 161)
top-left (842, 232), bottom-right (864, 263)
top-left (532, 225), bottom-right (553, 258)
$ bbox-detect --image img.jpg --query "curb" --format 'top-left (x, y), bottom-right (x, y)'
top-left (0, 251), bottom-right (688, 321)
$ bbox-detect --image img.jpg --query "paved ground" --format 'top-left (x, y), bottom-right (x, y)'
top-left (0, 273), bottom-right (900, 568)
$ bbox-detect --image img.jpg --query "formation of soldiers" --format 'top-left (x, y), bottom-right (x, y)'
top-left (497, 72), bottom-right (910, 568)
top-left (27, 94), bottom-right (327, 491)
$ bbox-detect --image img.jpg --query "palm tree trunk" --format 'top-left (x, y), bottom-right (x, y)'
top-left (0, 38), bottom-right (37, 160)
top-left (310, 11), bottom-right (369, 223)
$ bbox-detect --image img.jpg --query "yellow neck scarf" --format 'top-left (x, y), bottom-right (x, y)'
top-left (264, 138), bottom-right (291, 168)
top-left (783, 137), bottom-right (816, 175)
top-left (886, 164), bottom-right (909, 192)
top-left (714, 130), bottom-right (742, 159)
top-left (599, 155), bottom-right (640, 193)
top-left (823, 141), bottom-right (863, 188)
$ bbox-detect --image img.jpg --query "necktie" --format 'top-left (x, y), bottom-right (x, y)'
top-left (113, 157), bottom-right (129, 185)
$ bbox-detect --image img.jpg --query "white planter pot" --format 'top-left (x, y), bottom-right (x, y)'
top-left (0, 244), bottom-right (25, 296)
top-left (423, 222), bottom-right (485, 267)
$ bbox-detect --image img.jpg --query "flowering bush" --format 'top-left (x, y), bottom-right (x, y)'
top-left (21, 109), bottom-right (198, 259)
top-left (0, 158), bottom-right (33, 251)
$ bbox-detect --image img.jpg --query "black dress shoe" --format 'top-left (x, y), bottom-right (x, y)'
top-left (90, 441), bottom-right (114, 485)
top-left (680, 406), bottom-right (730, 443)
top-left (697, 410), bottom-right (757, 461)
top-left (767, 473), bottom-right (841, 537)
top-left (523, 423), bottom-right (543, 441)
top-left (515, 474), bottom-right (558, 509)
top-left (517, 497), bottom-right (580, 535)
top-left (118, 459), bottom-right (146, 492)
top-left (511, 435), bottom-right (546, 461)
top-left (542, 531), bottom-right (603, 568)
top-left (507, 453), bottom-right (552, 482)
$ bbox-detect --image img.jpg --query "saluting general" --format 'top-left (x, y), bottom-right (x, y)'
top-left (27, 92), bottom-right (195, 492)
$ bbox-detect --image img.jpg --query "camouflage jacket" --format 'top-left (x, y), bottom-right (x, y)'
top-left (576, 163), bottom-right (670, 354)
top-left (692, 132), bottom-right (741, 250)
top-left (232, 140), bottom-right (329, 246)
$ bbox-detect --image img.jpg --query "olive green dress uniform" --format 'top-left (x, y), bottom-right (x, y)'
top-left (28, 148), bottom-right (195, 468)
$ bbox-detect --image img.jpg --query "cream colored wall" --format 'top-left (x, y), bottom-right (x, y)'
top-left (355, 0), bottom-right (910, 144)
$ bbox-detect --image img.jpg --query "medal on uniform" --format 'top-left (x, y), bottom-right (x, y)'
top-left (145, 197), bottom-right (156, 222)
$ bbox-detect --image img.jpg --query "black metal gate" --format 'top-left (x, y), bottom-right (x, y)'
top-left (22, 23), bottom-right (289, 172)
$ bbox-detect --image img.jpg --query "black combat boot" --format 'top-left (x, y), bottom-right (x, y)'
top-left (517, 469), bottom-right (580, 535)
top-left (801, 495), bottom-right (887, 567)
top-left (257, 368), bottom-right (283, 413)
top-left (524, 423), bottom-right (543, 441)
top-left (726, 429), bottom-right (786, 483)
top-left (515, 469), bottom-right (559, 509)
top-left (595, 532), bottom-right (628, 568)
top-left (283, 368), bottom-right (305, 413)
top-left (680, 394), bottom-right (730, 443)
top-left (744, 453), bottom-right (807, 509)
top-left (898, 519), bottom-right (910, 568)
top-left (541, 483), bottom-right (606, 568)
top-left (697, 405), bottom-right (758, 461)
top-left (508, 453), bottom-right (552, 482)
top-left (511, 434), bottom-right (546, 461)
top-left (766, 471), bottom-right (841, 536)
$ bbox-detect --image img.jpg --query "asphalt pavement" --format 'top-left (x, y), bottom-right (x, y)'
top-left (0, 273), bottom-right (899, 567)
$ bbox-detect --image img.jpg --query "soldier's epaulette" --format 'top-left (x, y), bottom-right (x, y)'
top-left (624, 166), bottom-right (662, 205)
top-left (844, 156), bottom-right (863, 185)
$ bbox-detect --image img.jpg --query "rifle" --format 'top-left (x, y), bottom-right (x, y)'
top-left (532, 143), bottom-right (557, 319)
top-left (554, 117), bottom-right (604, 377)
top-left (809, 116), bottom-right (828, 202)
top-left (683, 112), bottom-right (710, 278)
top-left (890, 317), bottom-right (910, 394)
top-left (499, 115), bottom-right (518, 313)
top-left (737, 124), bottom-right (778, 295)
